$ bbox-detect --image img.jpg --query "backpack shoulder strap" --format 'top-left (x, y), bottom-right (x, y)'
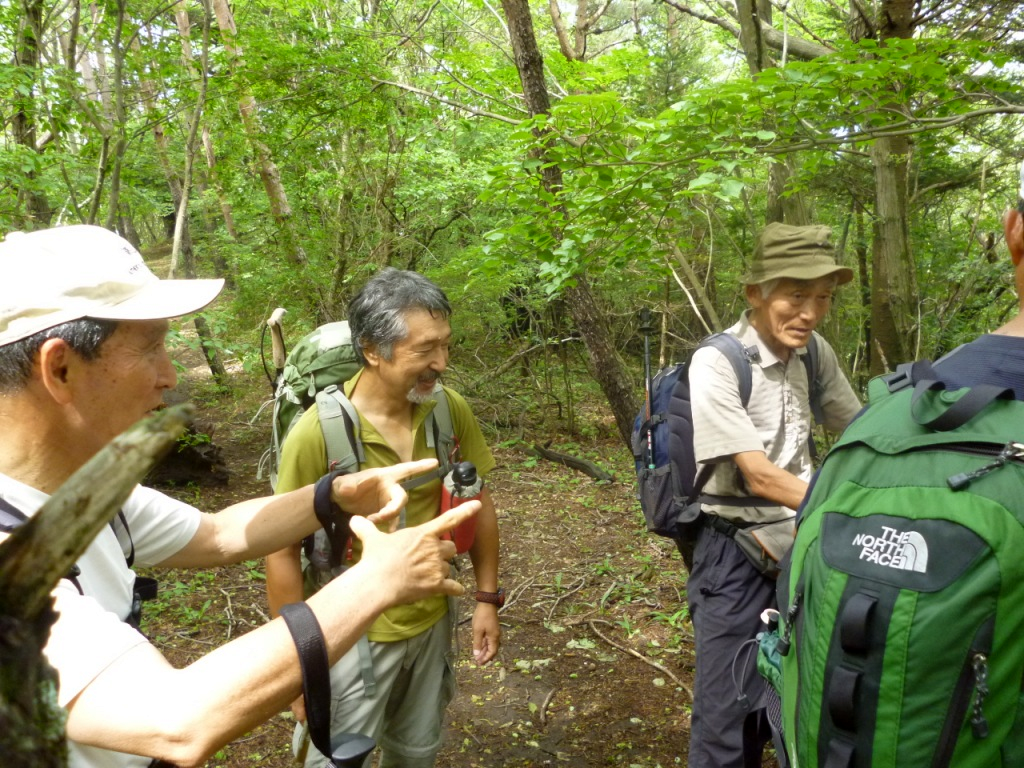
top-left (699, 332), bottom-right (757, 407)
top-left (316, 385), bottom-right (362, 474)
top-left (401, 388), bottom-right (459, 492)
top-left (429, 388), bottom-right (457, 471)
top-left (689, 333), bottom-right (756, 503)
top-left (803, 334), bottom-right (825, 425)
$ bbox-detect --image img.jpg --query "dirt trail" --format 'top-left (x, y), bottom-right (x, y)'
top-left (147, 352), bottom-right (695, 767)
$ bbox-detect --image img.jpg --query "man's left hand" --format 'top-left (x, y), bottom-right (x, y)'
top-left (472, 602), bottom-right (501, 665)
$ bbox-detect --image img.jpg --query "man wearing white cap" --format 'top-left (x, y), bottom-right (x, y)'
top-left (685, 223), bottom-right (861, 768)
top-left (0, 224), bottom-right (477, 768)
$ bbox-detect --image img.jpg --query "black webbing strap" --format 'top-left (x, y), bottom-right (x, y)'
top-left (911, 377), bottom-right (1013, 431)
top-left (112, 509), bottom-right (136, 567)
top-left (704, 514), bottom-right (740, 537)
top-left (839, 593), bottom-right (876, 655)
top-left (279, 602), bottom-right (334, 760)
top-left (313, 471), bottom-right (352, 570)
top-left (823, 738), bottom-right (855, 768)
top-left (278, 602), bottom-right (376, 767)
top-left (893, 359), bottom-right (1014, 431)
top-left (827, 664), bottom-right (861, 733)
top-left (108, 507), bottom-right (158, 627)
top-left (804, 334), bottom-right (825, 426)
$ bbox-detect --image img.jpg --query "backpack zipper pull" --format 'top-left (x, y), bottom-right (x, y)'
top-left (778, 590), bottom-right (802, 656)
top-left (970, 653), bottom-right (990, 739)
top-left (947, 442), bottom-right (1024, 491)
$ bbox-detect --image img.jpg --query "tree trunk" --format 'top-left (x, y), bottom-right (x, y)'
top-left (202, 125), bottom-right (239, 244)
top-left (72, 7), bottom-right (113, 226)
top-left (102, 0), bottom-right (128, 232)
top-left (735, 0), bottom-right (809, 226)
top-left (869, 135), bottom-right (916, 371)
top-left (170, 2), bottom-right (229, 387)
top-left (0, 406), bottom-right (192, 766)
top-left (12, 0), bottom-right (53, 228)
top-left (210, 0), bottom-right (307, 265)
top-left (500, 0), bottom-right (638, 448)
top-left (868, 0), bottom-right (919, 373)
top-left (173, 3), bottom-right (236, 281)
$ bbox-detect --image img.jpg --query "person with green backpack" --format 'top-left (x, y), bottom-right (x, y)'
top-left (266, 269), bottom-right (501, 768)
top-left (767, 164), bottom-right (1024, 768)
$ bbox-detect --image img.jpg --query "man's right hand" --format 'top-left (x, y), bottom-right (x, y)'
top-left (349, 502), bottom-right (480, 606)
top-left (332, 458), bottom-right (438, 528)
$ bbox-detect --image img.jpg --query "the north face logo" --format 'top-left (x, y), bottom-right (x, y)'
top-left (851, 525), bottom-right (928, 573)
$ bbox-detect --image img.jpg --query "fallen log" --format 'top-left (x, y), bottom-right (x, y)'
top-left (0, 404), bottom-right (193, 768)
top-left (529, 444), bottom-right (616, 483)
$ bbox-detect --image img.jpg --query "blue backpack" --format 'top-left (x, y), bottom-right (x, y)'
top-left (632, 333), bottom-right (821, 559)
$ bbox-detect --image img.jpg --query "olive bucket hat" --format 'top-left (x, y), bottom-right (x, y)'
top-left (744, 222), bottom-right (854, 286)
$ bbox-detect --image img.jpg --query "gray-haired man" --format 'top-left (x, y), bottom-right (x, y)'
top-left (267, 268), bottom-right (501, 768)
top-left (686, 223), bottom-right (862, 767)
top-left (0, 226), bottom-right (474, 768)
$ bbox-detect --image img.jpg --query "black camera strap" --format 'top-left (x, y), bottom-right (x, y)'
top-left (279, 602), bottom-right (334, 759)
top-left (279, 602), bottom-right (376, 767)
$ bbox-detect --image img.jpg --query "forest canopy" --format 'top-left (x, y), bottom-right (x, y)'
top-left (2, 0), bottom-right (1023, 443)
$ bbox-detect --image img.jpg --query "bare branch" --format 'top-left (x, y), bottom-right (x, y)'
top-left (659, 0), bottom-right (833, 60)
top-left (660, 0), bottom-right (741, 37)
top-left (548, 0), bottom-right (577, 61)
top-left (0, 405), bottom-right (193, 619)
top-left (368, 76), bottom-right (525, 124)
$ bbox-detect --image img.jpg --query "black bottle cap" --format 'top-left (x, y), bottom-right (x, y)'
top-left (452, 461), bottom-right (477, 486)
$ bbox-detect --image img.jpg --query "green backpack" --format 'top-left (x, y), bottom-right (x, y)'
top-left (771, 360), bottom-right (1024, 768)
top-left (259, 321), bottom-right (457, 592)
top-left (262, 321), bottom-right (361, 490)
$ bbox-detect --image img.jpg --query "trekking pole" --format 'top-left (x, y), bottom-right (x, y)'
top-left (639, 308), bottom-right (656, 469)
top-left (266, 307), bottom-right (287, 394)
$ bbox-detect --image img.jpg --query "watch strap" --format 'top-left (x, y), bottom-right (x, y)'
top-left (474, 588), bottom-right (505, 606)
top-left (314, 470), bottom-right (352, 570)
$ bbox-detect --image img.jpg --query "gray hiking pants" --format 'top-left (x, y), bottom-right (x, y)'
top-left (686, 523), bottom-right (778, 768)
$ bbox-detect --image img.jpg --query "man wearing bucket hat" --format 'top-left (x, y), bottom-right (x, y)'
top-left (0, 224), bottom-right (477, 768)
top-left (685, 222), bottom-right (861, 768)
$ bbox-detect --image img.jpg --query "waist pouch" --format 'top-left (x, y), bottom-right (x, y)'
top-left (707, 515), bottom-right (795, 580)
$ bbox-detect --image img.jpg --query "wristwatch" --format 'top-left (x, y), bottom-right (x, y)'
top-left (474, 588), bottom-right (505, 607)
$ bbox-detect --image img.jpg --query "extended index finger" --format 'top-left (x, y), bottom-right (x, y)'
top-left (384, 458), bottom-right (439, 484)
top-left (421, 500), bottom-right (481, 537)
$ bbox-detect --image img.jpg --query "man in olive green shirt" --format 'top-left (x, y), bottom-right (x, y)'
top-left (266, 269), bottom-right (501, 768)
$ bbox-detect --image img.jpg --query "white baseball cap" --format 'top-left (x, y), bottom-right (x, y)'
top-left (0, 224), bottom-right (225, 346)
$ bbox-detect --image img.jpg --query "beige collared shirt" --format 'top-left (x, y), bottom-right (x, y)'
top-left (689, 311), bottom-right (861, 524)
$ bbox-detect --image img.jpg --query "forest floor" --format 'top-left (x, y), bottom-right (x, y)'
top-left (141, 341), bottom-right (703, 768)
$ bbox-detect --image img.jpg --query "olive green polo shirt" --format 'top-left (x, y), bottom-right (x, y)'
top-left (276, 369), bottom-right (495, 642)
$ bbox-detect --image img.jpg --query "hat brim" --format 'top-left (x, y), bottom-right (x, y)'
top-left (745, 264), bottom-right (854, 287)
top-left (89, 278), bottom-right (225, 321)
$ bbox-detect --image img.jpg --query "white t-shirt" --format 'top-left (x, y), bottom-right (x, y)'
top-left (0, 474), bottom-right (202, 768)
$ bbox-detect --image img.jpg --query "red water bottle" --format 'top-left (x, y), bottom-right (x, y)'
top-left (440, 461), bottom-right (483, 553)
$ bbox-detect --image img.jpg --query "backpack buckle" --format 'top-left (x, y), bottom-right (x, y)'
top-left (884, 363), bottom-right (915, 393)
